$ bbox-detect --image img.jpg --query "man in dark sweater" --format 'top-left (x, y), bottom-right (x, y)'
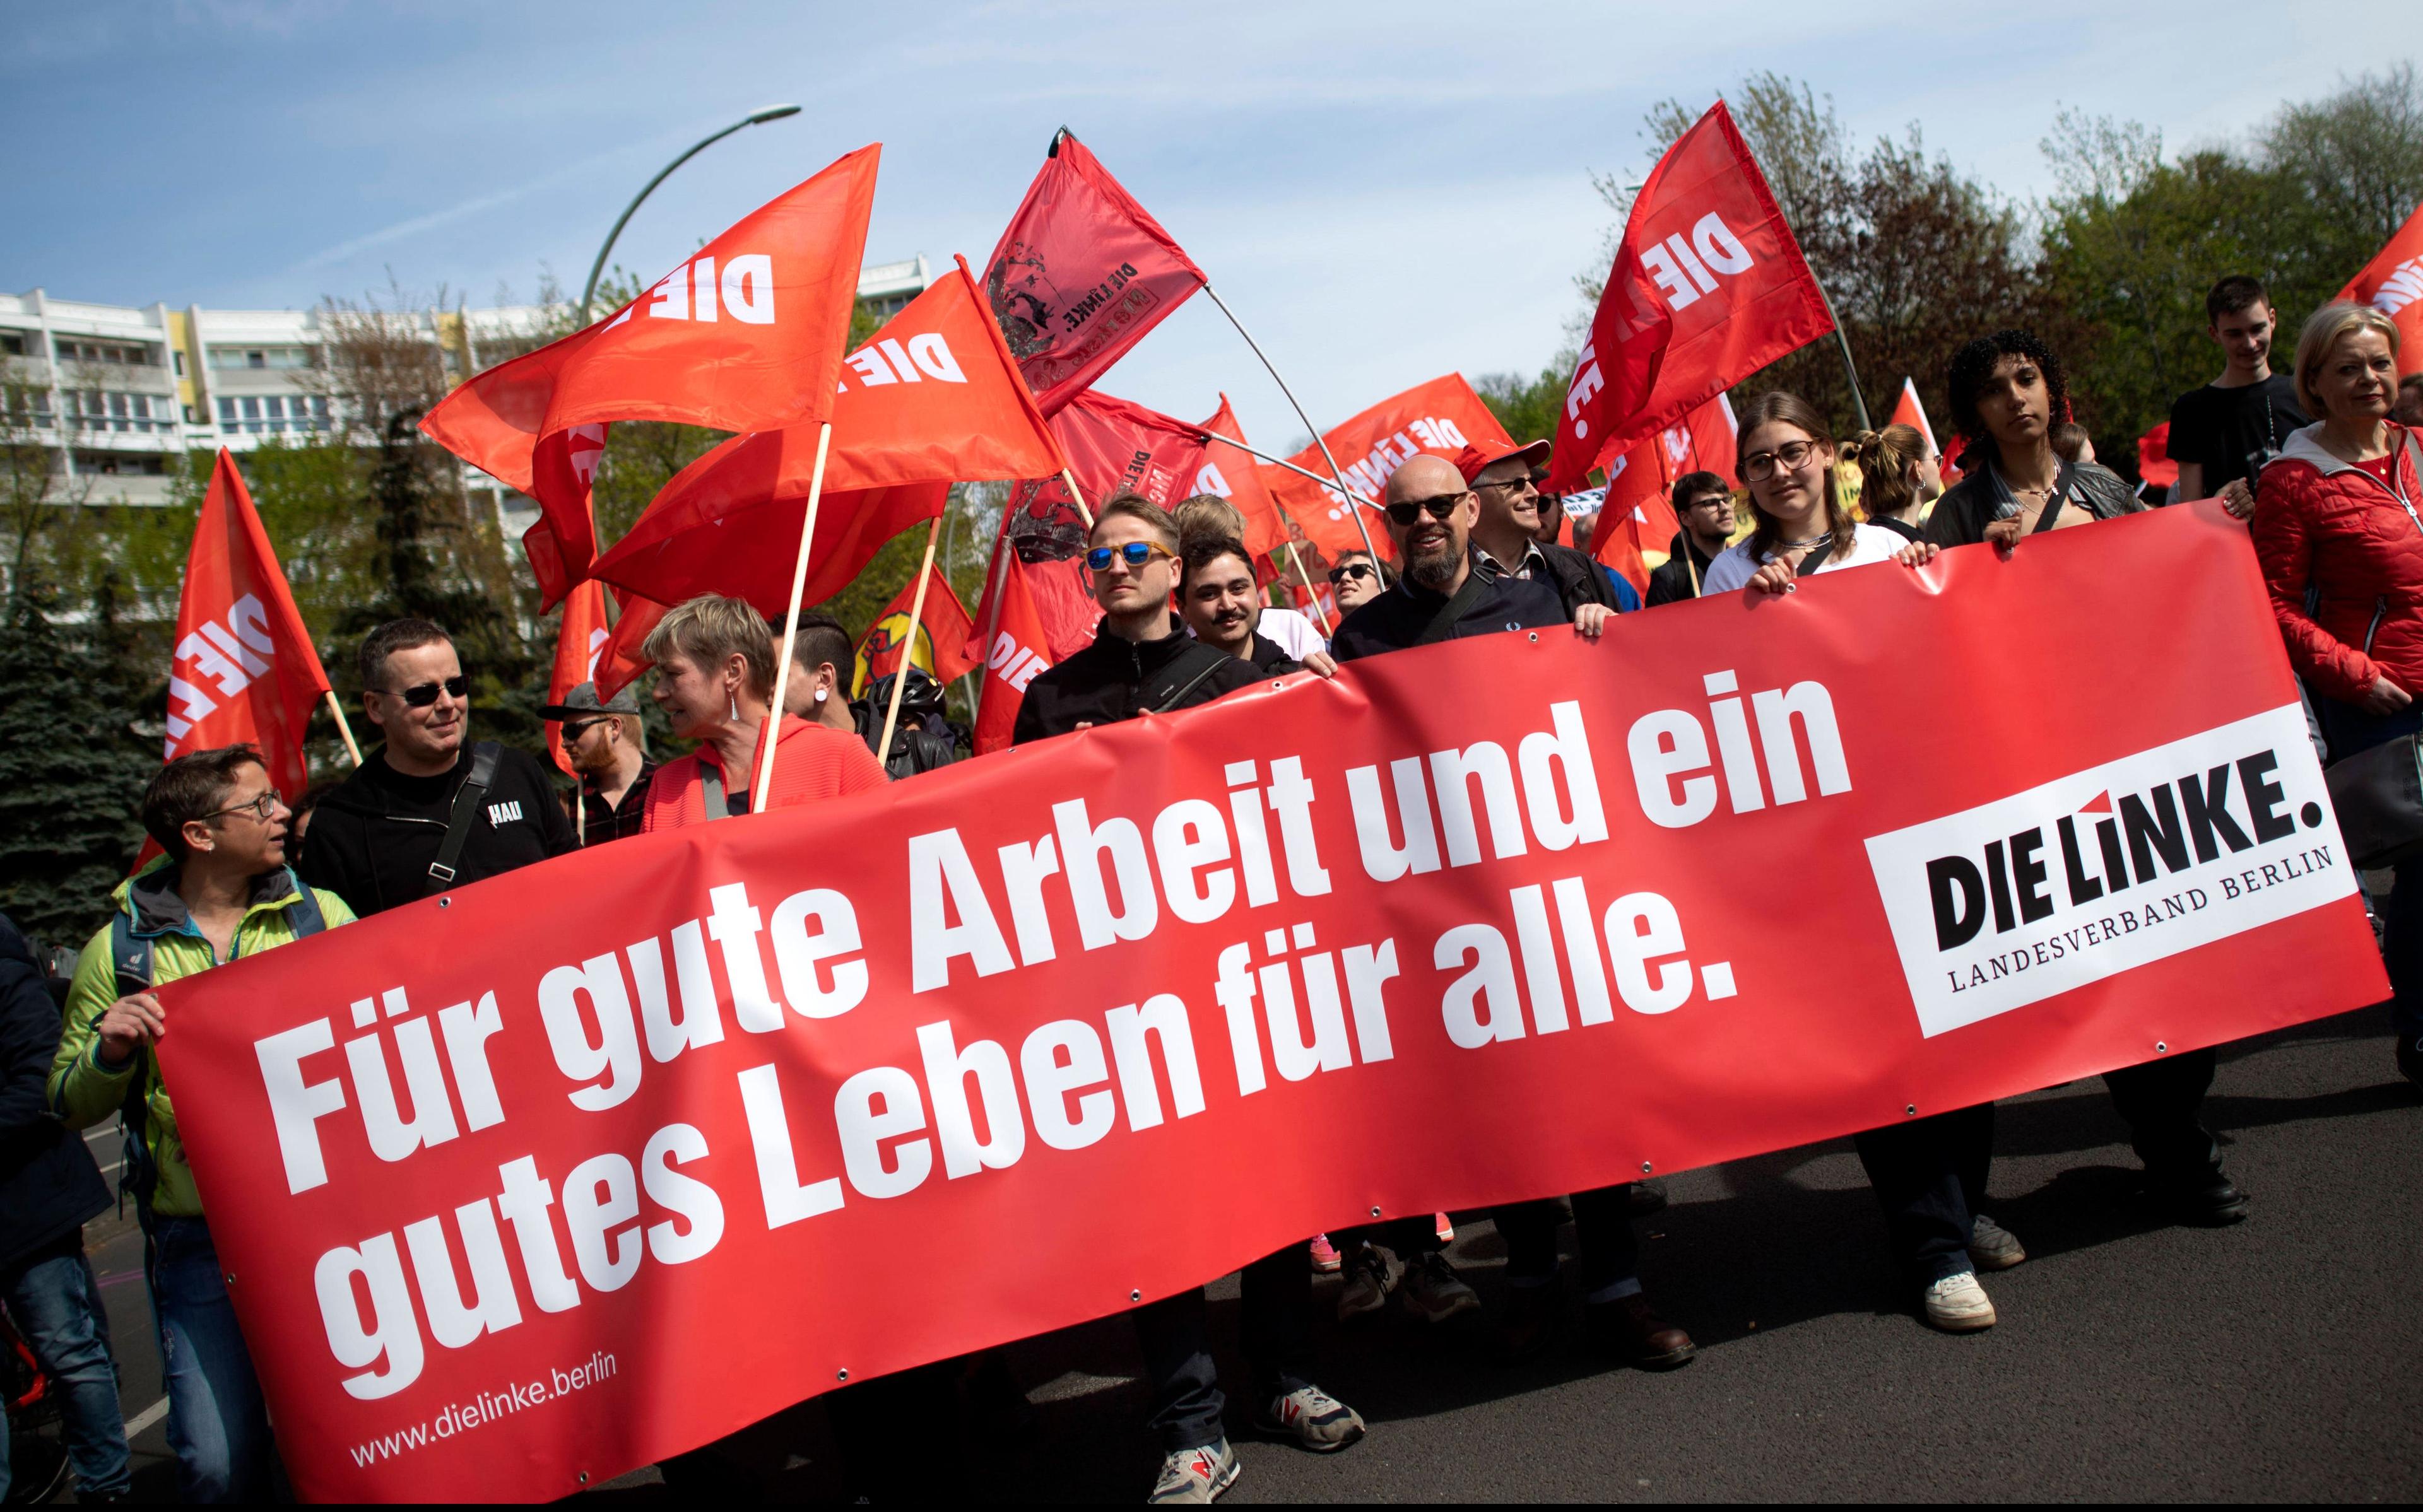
top-left (300, 619), bottom-right (575, 915)
top-left (1330, 454), bottom-right (1582, 662)
top-left (1646, 472), bottom-right (1737, 606)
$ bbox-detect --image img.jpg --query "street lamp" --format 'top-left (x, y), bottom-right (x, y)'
top-left (576, 105), bottom-right (804, 325)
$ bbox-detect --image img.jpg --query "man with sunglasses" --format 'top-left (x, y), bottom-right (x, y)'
top-left (1329, 454), bottom-right (1588, 663)
top-left (1325, 551), bottom-right (1390, 614)
top-left (300, 619), bottom-right (574, 915)
top-left (1460, 440), bottom-right (1640, 618)
top-left (539, 681), bottom-right (656, 846)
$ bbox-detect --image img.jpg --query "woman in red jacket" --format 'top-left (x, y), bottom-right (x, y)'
top-left (2252, 300), bottom-right (2422, 1086)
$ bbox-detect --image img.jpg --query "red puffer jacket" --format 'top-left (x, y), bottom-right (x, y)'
top-left (2253, 423), bottom-right (2423, 706)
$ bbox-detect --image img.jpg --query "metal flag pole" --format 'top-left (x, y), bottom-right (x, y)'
top-left (876, 514), bottom-right (945, 766)
top-left (757, 423), bottom-right (832, 811)
top-left (1812, 278), bottom-right (1871, 433)
top-left (323, 691), bottom-right (364, 766)
top-left (1199, 283), bottom-right (1381, 561)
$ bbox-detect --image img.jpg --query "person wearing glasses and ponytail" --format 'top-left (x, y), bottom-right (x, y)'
top-left (298, 618), bottom-right (574, 917)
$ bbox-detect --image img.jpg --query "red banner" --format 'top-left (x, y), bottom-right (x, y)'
top-left (2338, 199), bottom-right (2423, 377)
top-left (591, 591), bottom-right (664, 704)
top-left (163, 449), bottom-right (332, 801)
top-left (852, 559), bottom-right (977, 694)
top-left (156, 506), bottom-right (2379, 1503)
top-left (422, 147), bottom-right (881, 599)
top-left (2138, 421), bottom-right (2179, 491)
top-left (985, 131), bottom-right (1206, 414)
top-left (1548, 102), bottom-right (1833, 491)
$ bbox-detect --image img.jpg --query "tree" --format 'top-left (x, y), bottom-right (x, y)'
top-left (2258, 64), bottom-right (2423, 278)
top-left (1475, 366), bottom-right (1569, 447)
top-left (0, 594), bottom-right (153, 946)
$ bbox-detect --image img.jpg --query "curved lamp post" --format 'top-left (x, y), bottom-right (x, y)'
top-left (576, 104), bottom-right (803, 325)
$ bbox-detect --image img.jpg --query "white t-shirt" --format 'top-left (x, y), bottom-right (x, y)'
top-left (1699, 523), bottom-right (1911, 594)
top-left (1254, 606), bottom-right (1328, 660)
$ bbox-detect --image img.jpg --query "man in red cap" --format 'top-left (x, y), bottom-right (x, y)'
top-left (1461, 440), bottom-right (1641, 618)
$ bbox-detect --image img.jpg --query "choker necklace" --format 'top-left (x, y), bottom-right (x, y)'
top-left (1779, 530), bottom-right (1833, 549)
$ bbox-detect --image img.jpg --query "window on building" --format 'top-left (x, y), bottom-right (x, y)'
top-left (1, 332), bottom-right (25, 356)
top-left (173, 350), bottom-right (187, 377)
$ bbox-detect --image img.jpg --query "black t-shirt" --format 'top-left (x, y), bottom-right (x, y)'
top-left (1867, 514), bottom-right (1923, 542)
top-left (2166, 375), bottom-right (2309, 493)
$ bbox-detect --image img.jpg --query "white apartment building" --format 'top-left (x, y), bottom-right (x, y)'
top-left (0, 254), bottom-right (934, 510)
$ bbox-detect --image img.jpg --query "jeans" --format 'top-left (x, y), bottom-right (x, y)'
top-left (1132, 1246), bottom-right (1313, 1453)
top-left (1853, 1103), bottom-right (1996, 1284)
top-left (0, 1233), bottom-right (131, 1499)
top-left (1492, 1185), bottom-right (1643, 1303)
top-left (146, 1215), bottom-right (272, 1503)
top-left (2315, 695), bottom-right (2423, 1041)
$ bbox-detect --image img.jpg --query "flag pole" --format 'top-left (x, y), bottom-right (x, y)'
top-left (876, 515), bottom-right (944, 767)
top-left (1812, 278), bottom-right (1871, 433)
top-left (323, 690), bottom-right (363, 766)
top-left (1194, 429), bottom-right (1381, 505)
top-left (972, 469), bottom-right (1089, 737)
top-left (757, 422), bottom-right (832, 811)
top-left (1199, 283), bottom-right (1381, 562)
top-left (1281, 543), bottom-right (1336, 634)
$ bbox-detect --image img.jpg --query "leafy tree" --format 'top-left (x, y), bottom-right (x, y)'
top-left (1475, 366), bottom-right (1569, 446)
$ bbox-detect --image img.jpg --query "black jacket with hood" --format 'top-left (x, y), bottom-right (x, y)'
top-left (298, 742), bottom-right (575, 916)
top-left (1011, 617), bottom-right (1266, 745)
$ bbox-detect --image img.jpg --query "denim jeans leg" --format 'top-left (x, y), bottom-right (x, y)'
top-left (147, 1217), bottom-right (273, 1503)
top-left (1567, 1185), bottom-right (1644, 1303)
top-left (3, 1237), bottom-right (133, 1497)
top-left (1853, 1112), bottom-right (1979, 1284)
top-left (1130, 1287), bottom-right (1225, 1453)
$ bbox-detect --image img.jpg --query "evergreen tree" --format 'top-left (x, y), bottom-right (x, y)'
top-left (0, 595), bottom-right (152, 949)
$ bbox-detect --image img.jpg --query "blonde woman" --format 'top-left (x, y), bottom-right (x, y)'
top-left (1842, 423), bottom-right (1943, 541)
top-left (640, 595), bottom-right (885, 831)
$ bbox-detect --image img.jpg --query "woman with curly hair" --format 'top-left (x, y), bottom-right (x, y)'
top-left (1923, 329), bottom-right (2142, 549)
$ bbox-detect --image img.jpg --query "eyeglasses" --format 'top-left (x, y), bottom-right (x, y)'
top-left (560, 717), bottom-right (609, 740)
top-left (1085, 541), bottom-right (1175, 572)
top-left (383, 674), bottom-right (469, 708)
top-left (1384, 493), bottom-right (1468, 528)
top-left (1740, 440), bottom-right (1818, 483)
top-left (1327, 563), bottom-right (1376, 585)
top-left (202, 792), bottom-right (283, 824)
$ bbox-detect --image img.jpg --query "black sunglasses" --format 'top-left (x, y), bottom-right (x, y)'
top-left (1384, 493), bottom-right (1467, 528)
top-left (1327, 563), bottom-right (1376, 585)
top-left (560, 716), bottom-right (609, 739)
top-left (384, 675), bottom-right (468, 708)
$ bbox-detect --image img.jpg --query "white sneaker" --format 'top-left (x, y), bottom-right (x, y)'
top-left (1148, 1438), bottom-right (1240, 1503)
top-left (1253, 1384), bottom-right (1365, 1452)
top-left (1921, 1270), bottom-right (1997, 1332)
top-left (1968, 1214), bottom-right (2026, 1271)
top-left (1336, 1242), bottom-right (1401, 1322)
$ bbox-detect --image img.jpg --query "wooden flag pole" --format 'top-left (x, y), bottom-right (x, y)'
top-left (324, 690), bottom-right (364, 767)
top-left (876, 513), bottom-right (945, 769)
top-left (757, 422), bottom-right (832, 812)
top-left (1061, 467), bottom-right (1096, 529)
top-left (1200, 283), bottom-right (1381, 563)
top-left (1282, 544), bottom-right (1337, 635)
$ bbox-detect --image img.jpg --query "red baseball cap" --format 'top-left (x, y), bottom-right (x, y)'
top-left (1453, 437), bottom-right (1551, 484)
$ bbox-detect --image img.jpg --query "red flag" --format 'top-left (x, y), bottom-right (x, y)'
top-left (1263, 373), bottom-right (1512, 560)
top-left (1889, 377), bottom-right (1961, 486)
top-left (967, 548), bottom-right (1056, 755)
top-left (592, 590), bottom-right (664, 703)
top-left (422, 146), bottom-right (881, 602)
top-left (1051, 390), bottom-right (1222, 506)
top-left (163, 450), bottom-right (333, 803)
top-left (2138, 421), bottom-right (2179, 489)
top-left (985, 130), bottom-right (1206, 414)
top-left (2338, 199), bottom-right (2423, 377)
top-left (544, 579), bottom-right (613, 778)
top-left (852, 560), bottom-right (977, 695)
top-left (1196, 395), bottom-right (1290, 561)
top-left (1591, 392), bottom-right (1736, 584)
top-left (1548, 102), bottom-right (1834, 491)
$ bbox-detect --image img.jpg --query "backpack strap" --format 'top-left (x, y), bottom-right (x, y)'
top-left (109, 910), bottom-right (153, 1000)
top-left (427, 741), bottom-right (502, 891)
top-left (102, 911), bottom-right (160, 1209)
top-left (283, 876), bottom-right (328, 939)
top-left (1415, 570), bottom-right (1494, 647)
top-left (699, 761), bottom-right (731, 821)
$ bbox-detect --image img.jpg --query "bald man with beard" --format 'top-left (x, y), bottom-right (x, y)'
top-left (1329, 454), bottom-right (1589, 661)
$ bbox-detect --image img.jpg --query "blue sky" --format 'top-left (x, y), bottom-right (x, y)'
top-left (5, 1), bottom-right (2412, 446)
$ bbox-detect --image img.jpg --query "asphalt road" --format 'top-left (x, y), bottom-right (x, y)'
top-left (28, 1002), bottom-right (2421, 1503)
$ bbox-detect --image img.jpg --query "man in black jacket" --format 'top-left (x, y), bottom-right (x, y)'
top-left (1331, 454), bottom-right (1583, 662)
top-left (300, 619), bottom-right (575, 915)
top-left (1646, 472), bottom-right (1738, 606)
top-left (0, 913), bottom-right (129, 1501)
top-left (1461, 440), bottom-right (1642, 615)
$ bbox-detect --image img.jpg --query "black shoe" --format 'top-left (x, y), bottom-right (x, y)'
top-left (1495, 1276), bottom-right (1562, 1362)
top-left (2397, 1034), bottom-right (2423, 1091)
top-left (1581, 1293), bottom-right (1696, 1370)
top-left (2151, 1169), bottom-right (2250, 1226)
top-left (1628, 1180), bottom-right (1670, 1217)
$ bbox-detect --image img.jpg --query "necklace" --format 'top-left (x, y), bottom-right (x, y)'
top-left (1778, 530), bottom-right (1833, 549)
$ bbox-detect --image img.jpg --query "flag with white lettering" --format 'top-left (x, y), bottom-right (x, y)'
top-left (163, 448), bottom-right (333, 803)
top-left (2338, 199), bottom-right (2423, 378)
top-left (1547, 102), bottom-right (1833, 491)
top-left (967, 543), bottom-right (1056, 756)
top-left (1261, 373), bottom-right (1513, 560)
top-left (984, 130), bottom-right (1205, 414)
top-left (421, 146), bottom-right (881, 604)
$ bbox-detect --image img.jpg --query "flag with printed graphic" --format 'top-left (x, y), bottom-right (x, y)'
top-left (853, 560), bottom-right (977, 696)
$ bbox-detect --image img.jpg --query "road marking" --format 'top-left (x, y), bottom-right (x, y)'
top-left (124, 1396), bottom-right (170, 1439)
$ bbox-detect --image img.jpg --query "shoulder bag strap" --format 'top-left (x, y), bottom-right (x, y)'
top-left (2032, 459), bottom-right (2081, 534)
top-left (1147, 642), bottom-right (1237, 715)
top-left (283, 877), bottom-right (327, 938)
top-left (427, 741), bottom-right (502, 890)
top-left (699, 761), bottom-right (731, 821)
top-left (1415, 570), bottom-right (1494, 647)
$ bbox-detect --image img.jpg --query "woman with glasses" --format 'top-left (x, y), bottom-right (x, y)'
top-left (1702, 393), bottom-right (1939, 594)
top-left (1923, 329), bottom-right (2140, 550)
top-left (640, 594), bottom-right (886, 829)
top-left (1326, 550), bottom-right (1393, 614)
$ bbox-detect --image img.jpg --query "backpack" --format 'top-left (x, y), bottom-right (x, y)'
top-left (105, 879), bottom-right (327, 1208)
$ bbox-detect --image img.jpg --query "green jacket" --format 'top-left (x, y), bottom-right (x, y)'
top-left (49, 859), bottom-right (353, 1218)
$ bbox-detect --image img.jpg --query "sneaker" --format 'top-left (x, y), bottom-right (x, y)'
top-left (1495, 1277), bottom-right (1562, 1362)
top-left (1434, 1211), bottom-right (1456, 1244)
top-left (1148, 1439), bottom-right (1240, 1504)
top-left (1309, 1234), bottom-right (1343, 1274)
top-left (1253, 1384), bottom-right (1366, 1452)
top-left (1921, 1270), bottom-right (1996, 1332)
top-left (1336, 1241), bottom-right (1401, 1322)
top-left (1581, 1292), bottom-right (1696, 1369)
top-left (2396, 1034), bottom-right (2423, 1091)
top-left (1398, 1250), bottom-right (1482, 1324)
top-left (1967, 1214), bottom-right (2026, 1271)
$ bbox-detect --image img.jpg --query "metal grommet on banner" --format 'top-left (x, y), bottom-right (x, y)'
top-left (1639, 1161), bottom-right (1652, 1174)
top-left (1905, 1105), bottom-right (1918, 1117)
top-left (1369, 1205), bottom-right (1381, 1217)
top-left (438, 897), bottom-right (450, 908)
top-left (577, 1474), bottom-right (589, 1487)
top-left (1130, 1289), bottom-right (1141, 1302)
top-left (2155, 1041), bottom-right (2169, 1053)
top-left (837, 1369), bottom-right (849, 1382)
top-left (1528, 631), bottom-right (1539, 643)
top-left (223, 1272), bottom-right (235, 1285)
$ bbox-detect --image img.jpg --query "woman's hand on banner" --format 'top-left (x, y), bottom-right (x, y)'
top-left (1895, 542), bottom-right (1941, 570)
top-left (1571, 604), bottom-right (1612, 638)
top-left (98, 991), bottom-right (167, 1064)
top-left (1747, 560), bottom-right (1798, 595)
top-left (1984, 518), bottom-right (2025, 551)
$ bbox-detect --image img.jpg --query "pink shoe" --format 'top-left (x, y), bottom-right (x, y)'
top-left (1434, 1212), bottom-right (1455, 1245)
top-left (1310, 1234), bottom-right (1343, 1274)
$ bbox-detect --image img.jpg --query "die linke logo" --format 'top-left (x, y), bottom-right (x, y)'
top-left (984, 631), bottom-right (1048, 694)
top-left (2367, 254), bottom-right (2422, 316)
top-left (1563, 211), bottom-right (1759, 441)
top-left (839, 331), bottom-right (968, 392)
top-left (601, 254), bottom-right (777, 331)
top-left (1334, 416), bottom-right (1475, 501)
top-left (1864, 705), bottom-right (2354, 1038)
top-left (165, 593), bottom-right (281, 749)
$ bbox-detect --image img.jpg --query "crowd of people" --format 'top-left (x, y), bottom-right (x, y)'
top-left (1, 276), bottom-right (2415, 1504)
